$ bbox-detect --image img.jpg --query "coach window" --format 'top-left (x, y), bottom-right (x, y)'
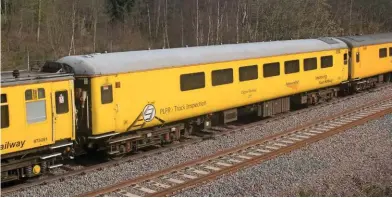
top-left (25, 89), bottom-right (33, 100)
top-left (284, 60), bottom-right (300, 74)
top-left (344, 53), bottom-right (348, 65)
top-left (25, 88), bottom-right (47, 124)
top-left (55, 91), bottom-right (69, 114)
top-left (180, 72), bottom-right (205, 91)
top-left (1, 94), bottom-right (9, 128)
top-left (304, 58), bottom-right (317, 71)
top-left (379, 48), bottom-right (387, 58)
top-left (356, 52), bottom-right (360, 63)
top-left (212, 68), bottom-right (233, 86)
top-left (321, 56), bottom-right (333, 68)
top-left (389, 47), bottom-right (392, 57)
top-left (263, 62), bottom-right (280, 78)
top-left (239, 65), bottom-right (258, 82)
top-left (101, 85), bottom-right (113, 104)
top-left (38, 88), bottom-right (45, 99)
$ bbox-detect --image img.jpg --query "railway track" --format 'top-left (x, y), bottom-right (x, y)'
top-left (2, 83), bottom-right (391, 196)
top-left (79, 96), bottom-right (392, 197)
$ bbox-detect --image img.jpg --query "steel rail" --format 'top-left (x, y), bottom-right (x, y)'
top-left (79, 95), bottom-right (392, 197)
top-left (0, 138), bottom-right (201, 195)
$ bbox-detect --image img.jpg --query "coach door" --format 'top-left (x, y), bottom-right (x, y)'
top-left (343, 51), bottom-right (350, 80)
top-left (52, 87), bottom-right (73, 141)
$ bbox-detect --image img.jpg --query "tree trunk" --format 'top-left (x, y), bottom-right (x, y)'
top-left (236, 1), bottom-right (240, 43)
top-left (147, 2), bottom-right (152, 47)
top-left (349, 0), bottom-right (353, 35)
top-left (93, 0), bottom-right (97, 52)
top-left (164, 0), bottom-right (169, 48)
top-left (196, 0), bottom-right (199, 46)
top-left (36, 0), bottom-right (41, 43)
top-left (181, 9), bottom-right (184, 47)
top-left (155, 0), bottom-right (161, 39)
top-left (69, 0), bottom-right (76, 55)
top-left (215, 0), bottom-right (220, 44)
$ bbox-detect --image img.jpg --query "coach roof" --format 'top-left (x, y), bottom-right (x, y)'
top-left (1, 70), bottom-right (73, 87)
top-left (57, 37), bottom-right (347, 76)
top-left (338, 32), bottom-right (392, 47)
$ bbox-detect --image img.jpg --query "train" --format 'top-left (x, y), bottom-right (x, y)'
top-left (1, 33), bottom-right (392, 183)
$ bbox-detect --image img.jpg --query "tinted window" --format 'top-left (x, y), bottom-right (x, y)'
top-left (1, 94), bottom-right (7, 103)
top-left (321, 56), bottom-right (333, 68)
top-left (212, 69), bottom-right (233, 86)
top-left (390, 47), bottom-right (392, 57)
top-left (263, 62), bottom-right (280, 78)
top-left (180, 72), bottom-right (205, 91)
top-left (304, 58), bottom-right (317, 71)
top-left (101, 85), bottom-right (113, 104)
top-left (1, 95), bottom-right (9, 128)
top-left (379, 48), bottom-right (387, 58)
top-left (284, 60), bottom-right (300, 74)
top-left (25, 89), bottom-right (33, 100)
top-left (1, 105), bottom-right (9, 128)
top-left (344, 53), bottom-right (348, 65)
top-left (356, 52), bottom-right (360, 63)
top-left (26, 100), bottom-right (46, 124)
top-left (55, 91), bottom-right (69, 114)
top-left (239, 65), bottom-right (258, 81)
top-left (38, 88), bottom-right (45, 99)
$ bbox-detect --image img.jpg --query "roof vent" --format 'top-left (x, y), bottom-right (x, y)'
top-left (12, 70), bottom-right (20, 78)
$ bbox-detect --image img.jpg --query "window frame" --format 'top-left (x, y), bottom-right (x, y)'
top-left (101, 84), bottom-right (114, 104)
top-left (263, 62), bottom-right (280, 78)
top-left (284, 60), bottom-right (300, 74)
top-left (180, 72), bottom-right (206, 91)
top-left (389, 47), bottom-right (392, 57)
top-left (379, 48), bottom-right (387, 58)
top-left (304, 57), bottom-right (317, 71)
top-left (211, 68), bottom-right (234, 86)
top-left (321, 56), bottom-right (333, 68)
top-left (239, 65), bottom-right (258, 82)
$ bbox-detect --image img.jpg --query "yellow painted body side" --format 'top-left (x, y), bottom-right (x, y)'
top-left (351, 43), bottom-right (392, 79)
top-left (90, 49), bottom-right (349, 135)
top-left (1, 80), bottom-right (75, 155)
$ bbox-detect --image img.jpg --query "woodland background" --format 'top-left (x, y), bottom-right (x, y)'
top-left (1, 0), bottom-right (392, 70)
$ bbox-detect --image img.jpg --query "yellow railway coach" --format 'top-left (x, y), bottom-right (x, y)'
top-left (338, 33), bottom-right (392, 91)
top-left (55, 37), bottom-right (350, 156)
top-left (1, 70), bottom-right (75, 182)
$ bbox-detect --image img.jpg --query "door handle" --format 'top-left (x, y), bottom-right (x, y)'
top-left (115, 104), bottom-right (119, 112)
